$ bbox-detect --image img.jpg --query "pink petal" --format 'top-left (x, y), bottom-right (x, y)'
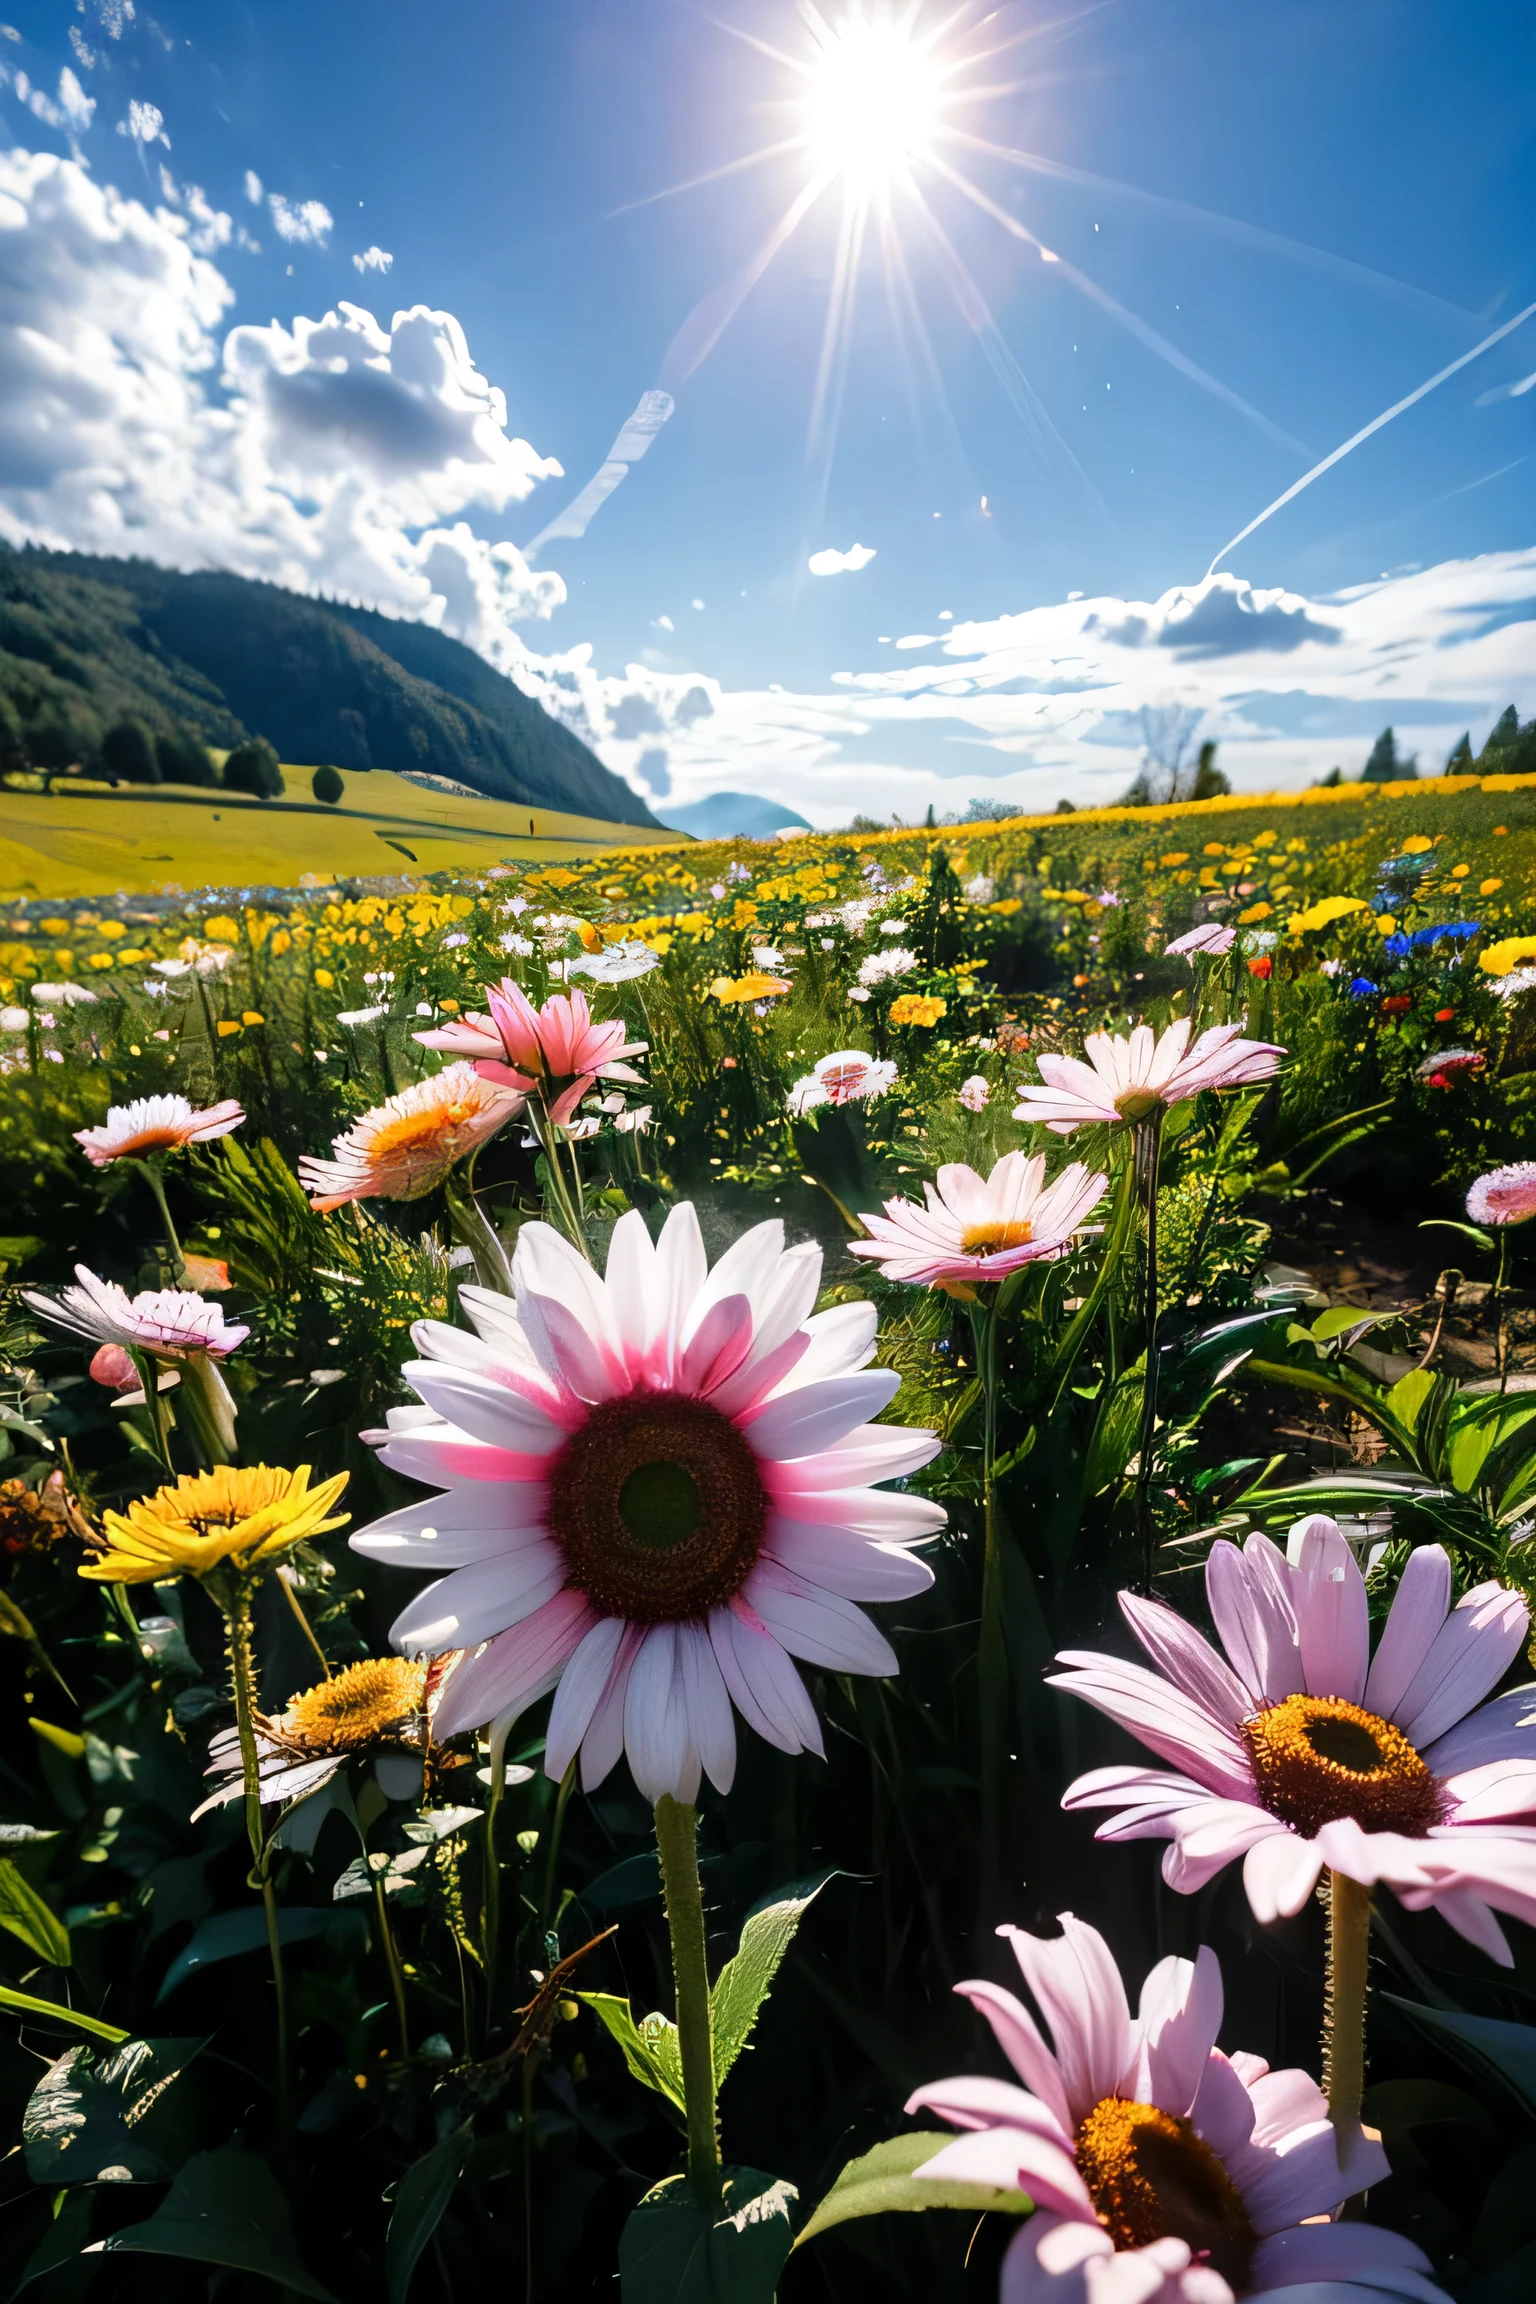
top-left (742, 1559), bottom-right (897, 1675)
top-left (741, 1370), bottom-right (902, 1459)
top-left (1394, 1581), bottom-right (1530, 1749)
top-left (1247, 2219), bottom-right (1437, 2297)
top-left (1119, 1593), bottom-right (1252, 1726)
top-left (677, 1294), bottom-right (754, 1399)
top-left (904, 2073), bottom-right (1066, 2139)
top-left (1238, 2122), bottom-right (1347, 2235)
top-left (1419, 1885), bottom-right (1514, 1964)
top-left (1049, 1655), bottom-right (1253, 1797)
top-left (954, 1980), bottom-right (1074, 2136)
top-left (1363, 1544), bottom-right (1452, 1721)
top-left (763, 1426), bottom-right (941, 1489)
top-left (911, 2128), bottom-right (1094, 2221)
top-left (762, 1516), bottom-right (935, 1601)
top-left (544, 1617), bottom-right (629, 1781)
top-left (1000, 2217), bottom-right (1112, 2304)
top-left (431, 1588), bottom-right (595, 1740)
top-left (1206, 1536), bottom-right (1304, 1705)
top-left (709, 1602), bottom-right (824, 1757)
top-left (388, 1546), bottom-right (567, 1655)
top-left (772, 1485), bottom-right (948, 1538)
top-left (1000, 1915), bottom-right (1130, 2129)
top-left (1289, 1517), bottom-right (1368, 1704)
top-left (1422, 1682), bottom-right (1536, 1776)
top-left (1132, 1946), bottom-right (1223, 2117)
top-left (403, 1363), bottom-right (566, 1456)
top-left (1242, 1830), bottom-right (1325, 1921)
top-left (516, 1289), bottom-right (626, 1404)
top-left (1163, 1805), bottom-right (1284, 1894)
top-left (1242, 2068), bottom-right (1326, 2149)
top-left (623, 1623), bottom-right (699, 1803)
top-left (578, 1623), bottom-right (645, 1791)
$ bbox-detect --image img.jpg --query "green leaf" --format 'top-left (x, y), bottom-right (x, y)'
top-left (711, 1871), bottom-right (838, 2088)
top-left (156, 1905), bottom-right (365, 1999)
top-left (582, 1853), bottom-right (662, 1911)
top-left (13, 2185), bottom-right (94, 2294)
top-left (0, 1983), bottom-right (129, 2042)
top-left (1084, 1361), bottom-right (1144, 1496)
top-left (578, 1992), bottom-right (686, 2114)
top-left (794, 2131), bottom-right (1034, 2247)
top-left (0, 1855), bottom-right (70, 1965)
top-left (97, 2142), bottom-right (337, 2300)
top-left (23, 2036), bottom-right (200, 2186)
top-left (1421, 1217), bottom-right (1496, 1253)
top-left (386, 2121), bottom-right (472, 2304)
top-left (1384, 1996), bottom-right (1536, 2114)
top-left (619, 2166), bottom-right (796, 2303)
top-left (1384, 1368), bottom-right (1439, 1435)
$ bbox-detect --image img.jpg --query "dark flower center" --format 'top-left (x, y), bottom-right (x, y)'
top-left (545, 1392), bottom-right (766, 1622)
top-left (1075, 2096), bottom-right (1255, 2289)
top-left (1241, 1692), bottom-right (1444, 1837)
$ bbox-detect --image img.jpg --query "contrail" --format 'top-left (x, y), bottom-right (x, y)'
top-left (1206, 296), bottom-right (1536, 577)
top-left (524, 390), bottom-right (676, 557)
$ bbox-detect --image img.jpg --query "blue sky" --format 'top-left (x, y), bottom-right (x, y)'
top-left (1, 0), bottom-right (1534, 821)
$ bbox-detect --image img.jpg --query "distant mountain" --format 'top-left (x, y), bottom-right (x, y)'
top-left (0, 548), bottom-right (659, 830)
top-left (657, 791), bottom-right (811, 841)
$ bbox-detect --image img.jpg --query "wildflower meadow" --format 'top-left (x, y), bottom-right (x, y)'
top-left (3, 770), bottom-right (1536, 2304)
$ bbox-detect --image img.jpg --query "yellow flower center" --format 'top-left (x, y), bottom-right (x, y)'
top-left (546, 1393), bottom-right (767, 1622)
top-left (959, 1219), bottom-right (1035, 1255)
top-left (369, 1100), bottom-right (480, 1172)
top-left (1075, 2096), bottom-right (1255, 2288)
top-left (115, 1124), bottom-right (190, 1155)
top-left (1241, 1693), bottom-right (1443, 1837)
top-left (1113, 1088), bottom-right (1164, 1122)
top-left (272, 1657), bottom-right (426, 1752)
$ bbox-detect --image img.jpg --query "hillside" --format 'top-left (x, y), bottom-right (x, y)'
top-left (0, 763), bottom-right (673, 900)
top-left (0, 549), bottom-right (658, 830)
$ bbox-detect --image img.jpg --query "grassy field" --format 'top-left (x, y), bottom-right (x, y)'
top-left (0, 763), bottom-right (674, 898)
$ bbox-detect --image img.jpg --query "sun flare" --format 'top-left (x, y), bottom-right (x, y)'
top-left (802, 10), bottom-right (946, 197)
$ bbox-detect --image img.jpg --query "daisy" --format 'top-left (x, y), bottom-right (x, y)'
top-left (84, 1464), bottom-right (349, 1584)
top-left (1014, 1020), bottom-right (1284, 1134)
top-left (23, 1266), bottom-right (249, 1361)
top-left (1055, 1516), bottom-right (1536, 1961)
top-left (786, 1050), bottom-right (898, 1116)
top-left (1467, 1162), bottom-right (1536, 1227)
top-left (569, 941), bottom-right (662, 984)
top-left (297, 1062), bottom-right (521, 1214)
top-left (1166, 924), bottom-right (1237, 959)
top-left (858, 947), bottom-right (919, 988)
top-left (74, 1093), bottom-right (245, 1169)
top-left (417, 982), bottom-right (646, 1124)
top-left (958, 1075), bottom-right (990, 1112)
top-left (193, 1655), bottom-right (434, 1818)
top-left (907, 1914), bottom-right (1441, 2304)
top-left (1417, 1048), bottom-right (1483, 1090)
top-left (350, 1205), bottom-right (945, 1803)
top-left (851, 1153), bottom-right (1109, 1288)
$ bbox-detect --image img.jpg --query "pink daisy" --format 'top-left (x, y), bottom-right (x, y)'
top-left (1467, 1162), bottom-right (1536, 1227)
top-left (786, 1049), bottom-right (898, 1115)
top-left (850, 1152), bottom-right (1109, 1287)
top-left (1013, 1021), bottom-right (1284, 1134)
top-left (1054, 1517), bottom-right (1536, 1962)
top-left (297, 1062), bottom-right (521, 1213)
top-left (351, 1205), bottom-right (944, 1803)
top-left (22, 1266), bottom-right (250, 1361)
top-left (74, 1094), bottom-right (245, 1168)
top-left (1165, 925), bottom-right (1237, 959)
top-left (907, 1914), bottom-right (1441, 2304)
top-left (416, 981), bottom-right (646, 1126)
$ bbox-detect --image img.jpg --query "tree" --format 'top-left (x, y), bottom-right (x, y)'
top-left (1189, 740), bottom-right (1230, 799)
top-left (223, 737), bottom-right (284, 800)
top-left (311, 763), bottom-right (344, 805)
top-left (1362, 727), bottom-right (1416, 782)
top-left (0, 693), bottom-right (28, 779)
top-left (1444, 733), bottom-right (1473, 776)
top-left (102, 718), bottom-right (161, 785)
top-left (156, 726), bottom-right (218, 786)
top-left (1315, 766), bottom-right (1343, 788)
top-left (1054, 796), bottom-right (1077, 814)
top-left (1482, 706), bottom-right (1521, 758)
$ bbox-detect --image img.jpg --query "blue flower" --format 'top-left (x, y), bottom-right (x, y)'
top-left (1382, 933), bottom-right (1411, 959)
top-left (1348, 977), bottom-right (1378, 999)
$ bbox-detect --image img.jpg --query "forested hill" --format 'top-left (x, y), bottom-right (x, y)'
top-left (0, 548), bottom-right (659, 829)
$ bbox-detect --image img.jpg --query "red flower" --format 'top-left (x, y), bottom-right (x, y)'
top-left (1381, 994), bottom-right (1412, 1016)
top-left (1247, 955), bottom-right (1272, 980)
top-left (1435, 1007), bottom-right (1455, 1022)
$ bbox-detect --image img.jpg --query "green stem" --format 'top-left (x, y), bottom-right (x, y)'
top-left (537, 1758), bottom-right (578, 1943)
top-left (1324, 1868), bottom-right (1372, 2153)
top-left (138, 1160), bottom-right (184, 1281)
top-left (481, 1737), bottom-right (506, 2042)
top-left (1132, 1114), bottom-right (1165, 1593)
top-left (276, 1570), bottom-right (331, 1680)
top-left (969, 1298), bottom-right (1005, 1915)
top-left (1496, 1228), bottom-right (1511, 1394)
top-left (226, 1583), bottom-right (292, 2137)
top-left (444, 1167), bottom-right (515, 1294)
top-left (178, 1352), bottom-right (238, 1468)
top-left (128, 1348), bottom-right (176, 1476)
top-left (373, 1865), bottom-right (411, 2062)
top-left (653, 1796), bottom-right (721, 2215)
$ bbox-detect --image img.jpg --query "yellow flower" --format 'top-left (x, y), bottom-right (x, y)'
top-left (216, 1020), bottom-right (242, 1037)
top-left (204, 916), bottom-right (241, 944)
top-left (1450, 863), bottom-right (1470, 879)
top-left (314, 968), bottom-right (335, 989)
top-left (1375, 914), bottom-right (1398, 936)
top-left (86, 1465), bottom-right (350, 1586)
top-left (1401, 835), bottom-right (1433, 854)
top-left (889, 993), bottom-right (947, 1027)
top-left (1481, 936), bottom-right (1536, 977)
top-left (241, 1010), bottom-right (264, 1027)
top-left (268, 1656), bottom-right (426, 1753)
top-left (97, 920), bottom-right (126, 941)
top-left (1237, 903), bottom-right (1273, 924)
top-left (1287, 896), bottom-right (1368, 933)
top-left (710, 972), bottom-right (791, 1004)
top-left (1482, 879), bottom-right (1504, 895)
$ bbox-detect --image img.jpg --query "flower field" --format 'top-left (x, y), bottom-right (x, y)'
top-left (2, 769), bottom-right (1536, 2303)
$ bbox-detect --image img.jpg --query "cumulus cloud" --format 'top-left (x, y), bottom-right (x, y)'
top-left (352, 244), bottom-right (392, 273)
top-left (268, 193), bottom-right (331, 246)
top-left (0, 62), bottom-right (95, 136)
top-left (808, 541), bottom-right (876, 575)
top-left (0, 147), bottom-right (567, 659)
top-left (118, 98), bottom-right (166, 146)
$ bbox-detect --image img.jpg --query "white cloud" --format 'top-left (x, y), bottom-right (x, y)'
top-left (0, 62), bottom-right (95, 137)
top-left (268, 193), bottom-right (331, 246)
top-left (0, 148), bottom-right (567, 657)
top-left (808, 541), bottom-right (876, 575)
top-left (158, 165), bottom-right (232, 255)
top-left (243, 170), bottom-right (263, 206)
top-left (352, 244), bottom-right (392, 274)
top-left (118, 98), bottom-right (166, 147)
top-left (68, 26), bottom-right (95, 69)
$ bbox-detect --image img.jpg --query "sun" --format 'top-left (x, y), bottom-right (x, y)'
top-left (801, 8), bottom-right (947, 199)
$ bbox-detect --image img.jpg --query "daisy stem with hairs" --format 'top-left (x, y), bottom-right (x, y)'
top-left (1324, 1868), bottom-right (1372, 2141)
top-left (654, 1796), bottom-right (722, 2214)
top-left (1131, 1114), bottom-right (1165, 1592)
top-left (222, 1579), bottom-right (293, 2143)
top-left (373, 1865), bottom-right (411, 2061)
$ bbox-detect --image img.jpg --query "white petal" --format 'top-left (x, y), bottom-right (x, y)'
top-left (545, 1617), bottom-right (628, 1781)
top-left (677, 1622), bottom-right (738, 1794)
top-left (624, 1623), bottom-right (700, 1803)
top-left (743, 1560), bottom-right (898, 1675)
top-left (388, 1547), bottom-right (566, 1655)
top-left (743, 1370), bottom-right (902, 1459)
top-left (763, 1516), bottom-right (935, 1600)
top-left (402, 1362), bottom-right (566, 1456)
top-left (709, 1605), bottom-right (824, 1756)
